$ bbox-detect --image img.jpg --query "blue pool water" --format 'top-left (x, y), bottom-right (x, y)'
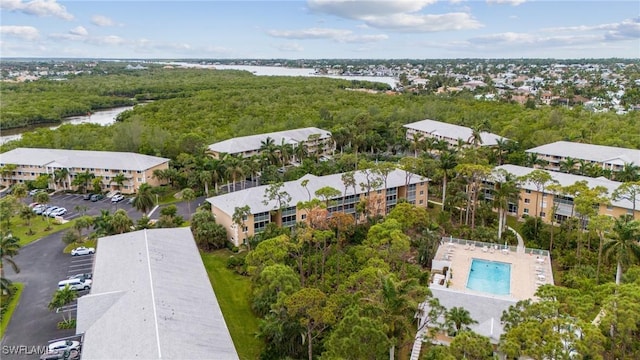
top-left (466, 259), bottom-right (511, 295)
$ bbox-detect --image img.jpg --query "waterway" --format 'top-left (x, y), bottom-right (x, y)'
top-left (165, 62), bottom-right (399, 89)
top-left (0, 106), bottom-right (134, 145)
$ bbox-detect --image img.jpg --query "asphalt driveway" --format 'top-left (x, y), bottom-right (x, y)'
top-left (1, 231), bottom-right (77, 360)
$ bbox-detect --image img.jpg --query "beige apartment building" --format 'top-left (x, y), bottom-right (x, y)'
top-left (492, 165), bottom-right (639, 224)
top-left (404, 119), bottom-right (508, 149)
top-left (0, 148), bottom-right (169, 194)
top-left (526, 141), bottom-right (640, 173)
top-left (206, 127), bottom-right (334, 162)
top-left (207, 169), bottom-right (429, 247)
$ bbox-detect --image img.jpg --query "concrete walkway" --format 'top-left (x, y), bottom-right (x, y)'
top-left (506, 225), bottom-right (526, 254)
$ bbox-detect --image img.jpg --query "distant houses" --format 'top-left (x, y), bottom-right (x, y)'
top-left (0, 148), bottom-right (169, 194)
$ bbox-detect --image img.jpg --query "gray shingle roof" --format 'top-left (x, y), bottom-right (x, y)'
top-left (76, 228), bottom-right (239, 360)
top-left (403, 119), bottom-right (507, 146)
top-left (526, 141), bottom-right (640, 166)
top-left (495, 164), bottom-right (639, 211)
top-left (206, 127), bottom-right (332, 155)
top-left (0, 148), bottom-right (169, 171)
top-left (207, 169), bottom-right (428, 215)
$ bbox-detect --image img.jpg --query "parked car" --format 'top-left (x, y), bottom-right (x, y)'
top-left (40, 349), bottom-right (80, 360)
top-left (33, 204), bottom-right (47, 213)
top-left (83, 193), bottom-right (94, 200)
top-left (58, 278), bottom-right (92, 291)
top-left (47, 340), bottom-right (81, 353)
top-left (50, 208), bottom-right (67, 217)
top-left (71, 246), bottom-right (95, 256)
top-left (29, 189), bottom-right (44, 196)
top-left (28, 202), bottom-right (39, 208)
top-left (90, 194), bottom-right (104, 202)
top-left (111, 194), bottom-right (125, 203)
top-left (43, 206), bottom-right (60, 216)
top-left (68, 273), bottom-right (92, 281)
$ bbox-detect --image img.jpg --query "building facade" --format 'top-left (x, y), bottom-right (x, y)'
top-left (491, 165), bottom-right (639, 224)
top-left (206, 127), bottom-right (334, 162)
top-left (404, 119), bottom-right (508, 150)
top-left (207, 169), bottom-right (429, 247)
top-left (526, 141), bottom-right (640, 173)
top-left (0, 148), bottom-right (169, 194)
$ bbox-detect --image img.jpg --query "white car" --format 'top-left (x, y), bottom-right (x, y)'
top-left (111, 194), bottom-right (125, 203)
top-left (71, 247), bottom-right (95, 256)
top-left (48, 340), bottom-right (81, 353)
top-left (49, 208), bottom-right (67, 217)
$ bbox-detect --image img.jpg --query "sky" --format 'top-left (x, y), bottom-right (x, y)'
top-left (0, 0), bottom-right (639, 59)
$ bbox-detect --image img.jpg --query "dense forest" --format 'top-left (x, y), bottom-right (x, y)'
top-left (2, 64), bottom-right (640, 359)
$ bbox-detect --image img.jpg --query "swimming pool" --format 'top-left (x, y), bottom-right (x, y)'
top-left (466, 258), bottom-right (511, 295)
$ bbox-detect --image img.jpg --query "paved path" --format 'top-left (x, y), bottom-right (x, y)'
top-left (506, 225), bottom-right (526, 254)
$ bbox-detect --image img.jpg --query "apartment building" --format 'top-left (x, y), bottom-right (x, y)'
top-left (404, 119), bottom-right (508, 150)
top-left (492, 164), bottom-right (639, 224)
top-left (207, 169), bottom-right (429, 247)
top-left (0, 148), bottom-right (169, 194)
top-left (526, 141), bottom-right (640, 173)
top-left (206, 127), bottom-right (334, 162)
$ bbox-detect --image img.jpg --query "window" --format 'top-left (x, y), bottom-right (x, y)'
top-left (540, 212), bottom-right (546, 217)
top-left (524, 199), bottom-right (530, 204)
top-left (419, 200), bottom-right (424, 204)
top-left (419, 190), bottom-right (424, 195)
top-left (524, 209), bottom-right (529, 214)
top-left (606, 205), bottom-right (613, 210)
top-left (377, 190), bottom-right (382, 194)
top-left (525, 189), bottom-right (532, 194)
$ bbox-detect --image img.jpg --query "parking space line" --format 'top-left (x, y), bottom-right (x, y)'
top-left (69, 264), bottom-right (93, 269)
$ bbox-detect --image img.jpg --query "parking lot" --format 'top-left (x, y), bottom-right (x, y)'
top-left (2, 192), bottom-right (207, 359)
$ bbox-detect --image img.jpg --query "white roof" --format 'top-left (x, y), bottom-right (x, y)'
top-left (0, 148), bottom-right (169, 171)
top-left (207, 169), bottom-right (428, 215)
top-left (403, 119), bottom-right (507, 146)
top-left (429, 288), bottom-right (515, 344)
top-left (76, 228), bottom-right (239, 360)
top-left (207, 127), bottom-right (332, 155)
top-left (495, 164), bottom-right (639, 211)
top-left (526, 141), bottom-right (640, 166)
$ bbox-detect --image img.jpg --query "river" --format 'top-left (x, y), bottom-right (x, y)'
top-left (0, 106), bottom-right (134, 145)
top-left (164, 62), bottom-right (399, 88)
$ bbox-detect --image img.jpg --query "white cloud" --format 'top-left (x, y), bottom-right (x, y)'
top-left (90, 35), bottom-right (126, 46)
top-left (91, 15), bottom-right (115, 27)
top-left (308, 0), bottom-right (437, 18)
top-left (307, 0), bottom-right (480, 32)
top-left (0, 25), bottom-right (39, 40)
top-left (267, 27), bottom-right (388, 43)
top-left (362, 12), bottom-right (482, 32)
top-left (69, 26), bottom-right (88, 37)
top-left (543, 17), bottom-right (640, 40)
top-left (275, 42), bottom-right (304, 52)
top-left (0, 0), bottom-right (73, 20)
top-left (486, 0), bottom-right (527, 6)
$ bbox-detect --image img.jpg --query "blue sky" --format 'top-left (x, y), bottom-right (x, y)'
top-left (1, 0), bottom-right (639, 59)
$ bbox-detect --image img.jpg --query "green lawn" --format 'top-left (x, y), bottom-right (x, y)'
top-left (201, 250), bottom-right (263, 360)
top-left (0, 282), bottom-right (24, 338)
top-left (63, 239), bottom-right (97, 253)
top-left (5, 216), bottom-right (75, 246)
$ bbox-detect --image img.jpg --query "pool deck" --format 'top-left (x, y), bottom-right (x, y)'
top-left (432, 241), bottom-right (553, 301)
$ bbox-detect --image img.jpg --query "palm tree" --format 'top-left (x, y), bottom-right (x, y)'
top-left (93, 209), bottom-right (114, 236)
top-left (48, 285), bottom-right (77, 323)
top-left (181, 188), bottom-right (196, 216)
top-left (559, 157), bottom-right (578, 174)
top-left (276, 139), bottom-right (294, 174)
top-left (294, 142), bottom-right (308, 164)
top-left (438, 150), bottom-right (458, 211)
top-left (72, 170), bottom-right (95, 193)
top-left (223, 154), bottom-right (246, 192)
top-left (111, 173), bottom-right (127, 191)
top-left (53, 168), bottom-right (70, 190)
top-left (410, 132), bottom-right (423, 158)
top-left (259, 136), bottom-right (278, 166)
top-left (602, 215), bottom-right (640, 285)
top-left (111, 209), bottom-right (134, 234)
top-left (34, 191), bottom-right (51, 230)
top-left (524, 152), bottom-right (548, 168)
top-left (0, 231), bottom-right (20, 295)
top-left (615, 163), bottom-right (640, 183)
top-left (133, 184), bottom-right (155, 215)
top-left (492, 170), bottom-right (520, 239)
top-left (445, 306), bottom-right (477, 337)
